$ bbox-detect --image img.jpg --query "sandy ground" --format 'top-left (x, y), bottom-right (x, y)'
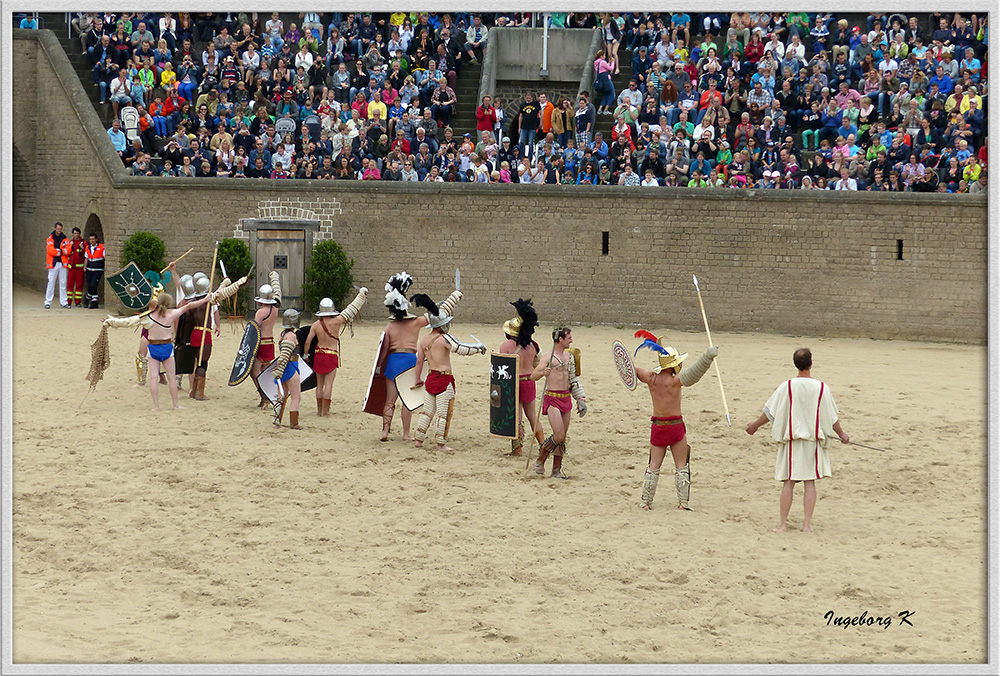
top-left (10, 283), bottom-right (988, 665)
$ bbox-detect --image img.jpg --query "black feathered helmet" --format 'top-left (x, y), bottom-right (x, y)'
top-left (504, 298), bottom-right (538, 348)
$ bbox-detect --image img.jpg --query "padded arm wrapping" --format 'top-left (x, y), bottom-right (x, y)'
top-left (437, 290), bottom-right (463, 317)
top-left (340, 287), bottom-right (368, 323)
top-left (273, 339), bottom-right (296, 377)
top-left (679, 346), bottom-right (718, 387)
top-left (569, 356), bottom-right (587, 401)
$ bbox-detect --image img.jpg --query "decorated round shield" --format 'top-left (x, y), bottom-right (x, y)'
top-left (106, 261), bottom-right (153, 310)
top-left (613, 340), bottom-right (637, 391)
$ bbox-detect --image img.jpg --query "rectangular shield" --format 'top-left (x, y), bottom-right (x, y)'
top-left (489, 352), bottom-right (519, 439)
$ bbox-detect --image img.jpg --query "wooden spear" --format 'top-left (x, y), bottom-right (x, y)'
top-left (693, 274), bottom-right (732, 427)
top-left (197, 242), bottom-right (219, 367)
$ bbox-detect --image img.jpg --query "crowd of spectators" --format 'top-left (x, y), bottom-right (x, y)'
top-left (69, 10), bottom-right (988, 192)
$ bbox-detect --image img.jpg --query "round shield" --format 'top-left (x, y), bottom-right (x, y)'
top-left (613, 340), bottom-right (637, 391)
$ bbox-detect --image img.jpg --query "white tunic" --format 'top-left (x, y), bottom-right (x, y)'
top-left (762, 377), bottom-right (840, 481)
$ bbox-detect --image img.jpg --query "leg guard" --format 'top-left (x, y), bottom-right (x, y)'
top-left (675, 464), bottom-right (691, 510)
top-left (641, 467), bottom-right (661, 508)
top-left (290, 411), bottom-right (302, 429)
top-left (136, 352), bottom-right (148, 385)
top-left (434, 385), bottom-right (455, 444)
top-left (317, 396), bottom-right (323, 415)
top-left (412, 388), bottom-right (436, 443)
top-left (509, 425), bottom-right (524, 456)
top-left (550, 442), bottom-right (567, 479)
top-left (535, 435), bottom-right (555, 474)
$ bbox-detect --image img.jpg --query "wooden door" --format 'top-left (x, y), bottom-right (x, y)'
top-left (255, 229), bottom-right (305, 309)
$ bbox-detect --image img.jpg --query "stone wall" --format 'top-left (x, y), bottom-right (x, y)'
top-left (11, 30), bottom-right (988, 343)
top-left (493, 28), bottom-right (595, 82)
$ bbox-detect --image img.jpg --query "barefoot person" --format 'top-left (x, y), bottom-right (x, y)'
top-left (250, 271), bottom-right (283, 408)
top-left (632, 331), bottom-right (719, 510)
top-left (498, 298), bottom-right (545, 456)
top-left (370, 272), bottom-right (462, 441)
top-left (410, 294), bottom-right (486, 452)
top-left (530, 327), bottom-right (587, 479)
top-left (746, 347), bottom-right (850, 532)
top-left (303, 287), bottom-right (368, 417)
top-left (103, 290), bottom-right (214, 411)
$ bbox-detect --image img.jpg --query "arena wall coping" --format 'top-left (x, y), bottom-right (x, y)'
top-left (15, 28), bottom-right (128, 185)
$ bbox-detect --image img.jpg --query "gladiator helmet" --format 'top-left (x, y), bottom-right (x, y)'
top-left (255, 284), bottom-right (278, 304)
top-left (281, 308), bottom-right (300, 330)
top-left (179, 274), bottom-right (196, 300)
top-left (315, 298), bottom-right (340, 317)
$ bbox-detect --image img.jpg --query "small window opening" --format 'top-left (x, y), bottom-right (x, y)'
top-left (896, 239), bottom-right (904, 261)
top-left (602, 231), bottom-right (610, 256)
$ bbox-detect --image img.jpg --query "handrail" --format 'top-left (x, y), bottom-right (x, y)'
top-left (577, 29), bottom-right (603, 98)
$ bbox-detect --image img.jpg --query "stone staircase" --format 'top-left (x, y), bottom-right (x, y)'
top-left (444, 60), bottom-right (482, 138)
top-left (42, 13), bottom-right (117, 133)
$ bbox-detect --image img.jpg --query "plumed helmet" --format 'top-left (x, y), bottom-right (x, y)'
top-left (255, 283), bottom-right (278, 304)
top-left (384, 271), bottom-right (416, 320)
top-left (281, 308), bottom-right (300, 329)
top-left (179, 274), bottom-right (196, 300)
top-left (194, 276), bottom-right (211, 295)
top-left (315, 297), bottom-right (339, 317)
top-left (655, 346), bottom-right (687, 374)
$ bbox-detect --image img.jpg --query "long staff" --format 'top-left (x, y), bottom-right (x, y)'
top-left (693, 274), bottom-right (731, 427)
top-left (849, 441), bottom-right (887, 452)
top-left (160, 247), bottom-right (194, 274)
top-left (197, 242), bottom-right (219, 367)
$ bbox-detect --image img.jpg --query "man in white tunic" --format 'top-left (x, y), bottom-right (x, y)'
top-left (746, 348), bottom-right (849, 532)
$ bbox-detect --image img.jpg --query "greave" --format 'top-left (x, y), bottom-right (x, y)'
top-left (136, 352), bottom-right (148, 385)
top-left (675, 464), bottom-right (691, 510)
top-left (641, 467), bottom-right (661, 508)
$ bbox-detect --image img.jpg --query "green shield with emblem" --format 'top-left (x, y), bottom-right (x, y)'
top-left (489, 352), bottom-right (519, 439)
top-left (106, 262), bottom-right (153, 310)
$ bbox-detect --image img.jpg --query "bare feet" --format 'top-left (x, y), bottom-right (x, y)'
top-left (436, 444), bottom-right (454, 453)
top-left (641, 503), bottom-right (651, 510)
top-left (772, 523), bottom-right (788, 532)
top-left (380, 422), bottom-right (390, 442)
top-left (802, 525), bottom-right (814, 532)
top-left (173, 405), bottom-right (182, 410)
top-left (550, 470), bottom-right (568, 480)
top-left (273, 423), bottom-right (281, 430)
top-left (152, 407), bottom-right (160, 412)
top-left (402, 433), bottom-right (412, 441)
top-left (677, 504), bottom-right (692, 511)
top-left (505, 449), bottom-right (523, 457)
top-left (534, 462), bottom-right (544, 475)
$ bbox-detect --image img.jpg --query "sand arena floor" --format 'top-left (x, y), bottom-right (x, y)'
top-left (9, 284), bottom-right (987, 664)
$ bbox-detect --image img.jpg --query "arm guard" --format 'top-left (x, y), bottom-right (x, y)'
top-left (568, 356), bottom-right (587, 401)
top-left (679, 346), bottom-right (719, 387)
top-left (211, 276), bottom-right (247, 303)
top-left (269, 270), bottom-right (282, 305)
top-left (103, 313), bottom-right (153, 329)
top-left (445, 334), bottom-right (484, 356)
top-left (272, 339), bottom-right (296, 377)
top-left (339, 287), bottom-right (368, 324)
top-left (436, 289), bottom-right (463, 317)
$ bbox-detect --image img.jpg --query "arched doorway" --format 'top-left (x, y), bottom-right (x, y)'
top-left (84, 214), bottom-right (105, 306)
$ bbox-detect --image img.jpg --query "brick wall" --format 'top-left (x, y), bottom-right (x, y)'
top-left (12, 31), bottom-right (988, 342)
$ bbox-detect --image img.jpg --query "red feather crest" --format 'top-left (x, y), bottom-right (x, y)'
top-left (634, 330), bottom-right (660, 344)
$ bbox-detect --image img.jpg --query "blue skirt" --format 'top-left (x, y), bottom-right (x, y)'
top-left (384, 351), bottom-right (417, 380)
top-left (148, 343), bottom-right (174, 362)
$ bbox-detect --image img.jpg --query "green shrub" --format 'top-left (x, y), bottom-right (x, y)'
top-left (217, 238), bottom-right (254, 315)
top-left (121, 231), bottom-right (166, 273)
top-left (302, 239), bottom-right (354, 312)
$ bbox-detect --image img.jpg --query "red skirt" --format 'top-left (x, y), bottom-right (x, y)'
top-left (518, 375), bottom-right (536, 404)
top-left (190, 325), bottom-right (212, 347)
top-left (313, 349), bottom-right (340, 374)
top-left (257, 338), bottom-right (275, 362)
top-left (650, 416), bottom-right (686, 447)
top-left (542, 389), bottom-right (572, 414)
top-left (425, 370), bottom-right (456, 396)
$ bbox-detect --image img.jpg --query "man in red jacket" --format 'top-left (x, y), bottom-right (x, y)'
top-left (44, 222), bottom-right (71, 309)
top-left (475, 94), bottom-right (497, 142)
top-left (66, 227), bottom-right (87, 307)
